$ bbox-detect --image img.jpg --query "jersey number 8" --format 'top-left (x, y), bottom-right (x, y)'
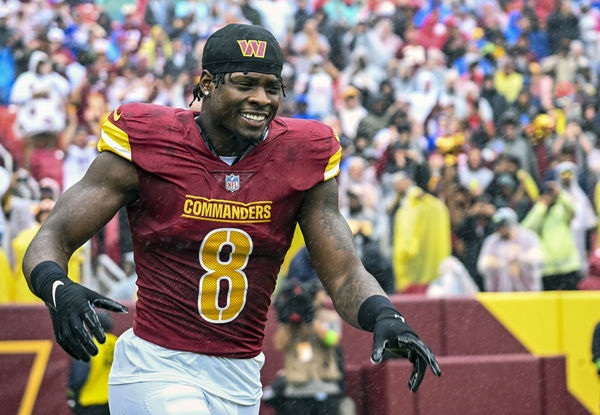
top-left (198, 228), bottom-right (253, 323)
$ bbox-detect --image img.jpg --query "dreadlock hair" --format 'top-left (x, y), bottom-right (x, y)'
top-left (188, 73), bottom-right (286, 107)
top-left (189, 83), bottom-right (202, 107)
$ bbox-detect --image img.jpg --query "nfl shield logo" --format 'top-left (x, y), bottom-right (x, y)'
top-left (225, 174), bottom-right (240, 192)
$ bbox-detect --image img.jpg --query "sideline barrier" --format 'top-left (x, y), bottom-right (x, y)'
top-left (1, 293), bottom-right (597, 414)
top-left (0, 303), bottom-right (134, 415)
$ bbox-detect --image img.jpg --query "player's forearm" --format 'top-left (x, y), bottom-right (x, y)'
top-left (23, 227), bottom-right (72, 289)
top-left (327, 265), bottom-right (387, 330)
top-left (299, 179), bottom-right (387, 328)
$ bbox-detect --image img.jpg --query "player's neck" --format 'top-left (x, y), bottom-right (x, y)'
top-left (195, 116), bottom-right (246, 157)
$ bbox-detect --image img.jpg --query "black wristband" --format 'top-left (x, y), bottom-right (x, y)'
top-left (30, 261), bottom-right (69, 302)
top-left (357, 295), bottom-right (401, 332)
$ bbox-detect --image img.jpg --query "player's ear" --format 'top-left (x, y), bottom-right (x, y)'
top-left (199, 70), bottom-right (214, 94)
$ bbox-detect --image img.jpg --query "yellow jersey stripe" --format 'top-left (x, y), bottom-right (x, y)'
top-left (98, 119), bottom-right (132, 161)
top-left (324, 147), bottom-right (341, 181)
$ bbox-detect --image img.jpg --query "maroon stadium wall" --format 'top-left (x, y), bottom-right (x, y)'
top-left (0, 297), bottom-right (589, 415)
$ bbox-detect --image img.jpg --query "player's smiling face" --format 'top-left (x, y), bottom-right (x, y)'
top-left (209, 72), bottom-right (282, 145)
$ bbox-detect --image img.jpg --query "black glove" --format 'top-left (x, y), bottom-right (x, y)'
top-left (371, 311), bottom-right (442, 392)
top-left (31, 261), bottom-right (128, 361)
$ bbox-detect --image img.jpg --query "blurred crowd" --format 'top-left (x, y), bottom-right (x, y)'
top-left (2, 0), bottom-right (600, 303)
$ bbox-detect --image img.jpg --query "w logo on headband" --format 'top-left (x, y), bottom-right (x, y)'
top-left (237, 40), bottom-right (266, 58)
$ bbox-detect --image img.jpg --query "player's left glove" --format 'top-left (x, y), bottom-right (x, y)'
top-left (371, 310), bottom-right (442, 392)
top-left (358, 295), bottom-right (441, 392)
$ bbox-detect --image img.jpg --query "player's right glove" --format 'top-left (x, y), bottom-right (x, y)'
top-left (31, 261), bottom-right (128, 361)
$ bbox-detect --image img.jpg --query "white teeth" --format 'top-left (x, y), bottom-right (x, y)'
top-left (241, 113), bottom-right (266, 122)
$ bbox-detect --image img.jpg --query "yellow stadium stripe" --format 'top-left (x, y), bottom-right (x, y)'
top-left (477, 291), bottom-right (600, 414)
top-left (324, 147), bottom-right (341, 181)
top-left (98, 119), bottom-right (132, 161)
top-left (0, 340), bottom-right (52, 415)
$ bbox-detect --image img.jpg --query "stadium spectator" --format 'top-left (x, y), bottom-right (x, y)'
top-left (107, 250), bottom-right (137, 301)
top-left (392, 181), bottom-right (451, 293)
top-left (356, 96), bottom-right (396, 146)
top-left (0, 164), bottom-right (13, 303)
top-left (341, 184), bottom-right (392, 289)
top-left (0, 243), bottom-right (12, 302)
top-left (488, 112), bottom-right (540, 184)
top-left (477, 207), bottom-right (545, 292)
top-left (271, 278), bottom-right (344, 415)
top-left (292, 17), bottom-right (331, 77)
top-left (458, 146), bottom-right (494, 197)
top-left (493, 58), bottom-right (523, 105)
top-left (554, 161), bottom-right (597, 275)
top-left (522, 180), bottom-right (582, 290)
top-left (454, 198), bottom-right (496, 291)
top-left (542, 40), bottom-right (579, 86)
top-left (0, 6), bottom-right (18, 106)
top-left (13, 198), bottom-right (83, 303)
top-left (239, 0), bottom-right (263, 27)
top-left (426, 255), bottom-right (480, 297)
top-left (150, 71), bottom-right (190, 109)
top-left (546, 1), bottom-right (580, 55)
top-left (10, 50), bottom-right (70, 170)
top-left (338, 85), bottom-right (366, 141)
top-left (163, 36), bottom-right (197, 79)
top-left (480, 74), bottom-right (508, 126)
top-left (22, 23), bottom-right (440, 414)
top-left (483, 153), bottom-right (538, 220)
top-left (67, 311), bottom-right (116, 415)
top-left (337, 155), bottom-right (379, 214)
top-left (137, 25), bottom-right (173, 77)
top-left (290, 93), bottom-right (318, 120)
top-left (143, 0), bottom-right (175, 32)
top-left (286, 246), bottom-right (319, 284)
top-left (61, 110), bottom-right (98, 192)
top-left (551, 118), bottom-right (595, 175)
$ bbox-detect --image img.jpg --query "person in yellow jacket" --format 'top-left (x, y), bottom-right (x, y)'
top-left (0, 247), bottom-right (14, 303)
top-left (392, 184), bottom-right (451, 292)
top-left (522, 180), bottom-right (581, 290)
top-left (12, 198), bottom-right (83, 302)
top-left (67, 312), bottom-right (116, 415)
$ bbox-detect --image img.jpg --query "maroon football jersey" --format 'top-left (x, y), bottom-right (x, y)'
top-left (98, 103), bottom-right (341, 358)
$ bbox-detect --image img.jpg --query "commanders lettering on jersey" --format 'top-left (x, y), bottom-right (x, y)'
top-left (183, 195), bottom-right (272, 223)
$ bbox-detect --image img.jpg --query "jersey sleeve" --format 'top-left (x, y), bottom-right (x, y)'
top-left (97, 105), bottom-right (134, 161)
top-left (287, 119), bottom-right (342, 191)
top-left (97, 103), bottom-right (186, 171)
top-left (323, 133), bottom-right (342, 181)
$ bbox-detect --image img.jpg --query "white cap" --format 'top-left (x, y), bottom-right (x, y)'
top-left (493, 207), bottom-right (518, 226)
top-left (48, 27), bottom-right (65, 43)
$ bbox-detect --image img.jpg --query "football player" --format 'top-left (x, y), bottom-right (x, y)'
top-left (23, 24), bottom-right (441, 414)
